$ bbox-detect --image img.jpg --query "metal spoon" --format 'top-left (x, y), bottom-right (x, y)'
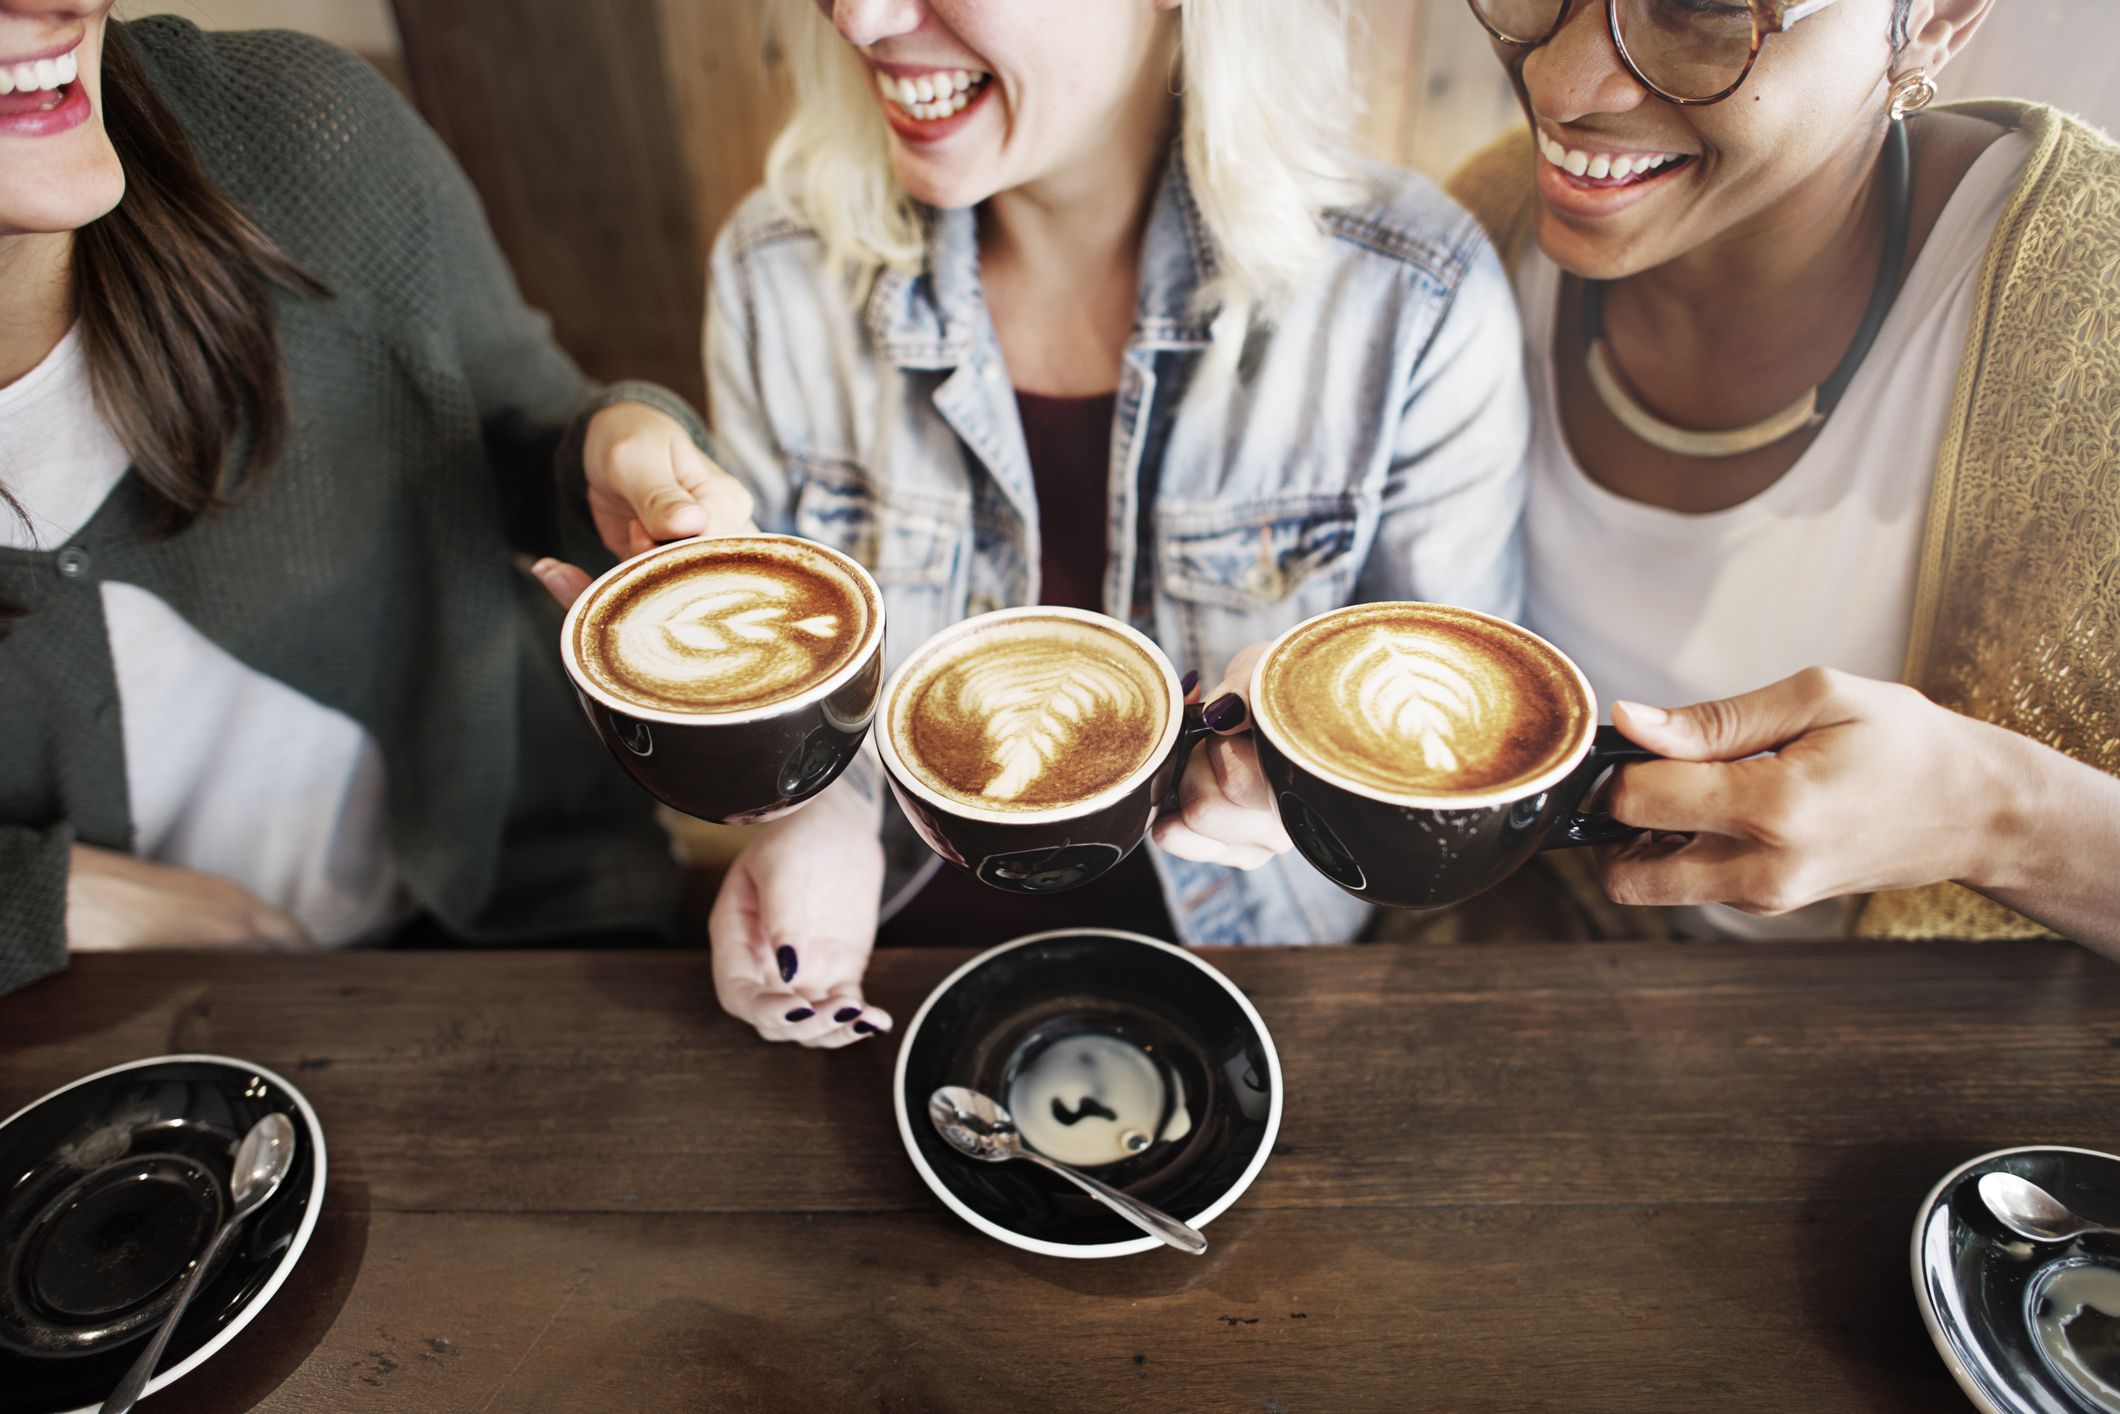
top-left (1980, 1171), bottom-right (2120, 1245)
top-left (927, 1085), bottom-right (1207, 1255)
top-left (101, 1113), bottom-right (298, 1414)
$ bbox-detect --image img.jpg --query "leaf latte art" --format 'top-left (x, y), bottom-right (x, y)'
top-left (1344, 634), bottom-right (1490, 777)
top-left (890, 614), bottom-right (1171, 813)
top-left (1256, 603), bottom-right (1592, 801)
top-left (573, 540), bottom-right (874, 715)
top-left (950, 654), bottom-right (1148, 802)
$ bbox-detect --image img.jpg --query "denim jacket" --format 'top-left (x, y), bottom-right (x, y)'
top-left (705, 147), bottom-right (1529, 945)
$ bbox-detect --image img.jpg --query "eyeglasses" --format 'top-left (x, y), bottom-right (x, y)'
top-left (1466, 0), bottom-right (1847, 106)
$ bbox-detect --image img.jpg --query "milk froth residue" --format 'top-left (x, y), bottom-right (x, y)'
top-left (574, 539), bottom-right (873, 715)
top-left (1258, 603), bottom-right (1590, 800)
top-left (890, 614), bottom-right (1169, 813)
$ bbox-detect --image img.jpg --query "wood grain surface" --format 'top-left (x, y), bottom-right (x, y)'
top-left (4, 941), bottom-right (2115, 1410)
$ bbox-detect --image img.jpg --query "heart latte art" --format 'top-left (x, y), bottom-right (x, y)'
top-left (1257, 603), bottom-right (1590, 800)
top-left (572, 538), bottom-right (876, 715)
top-left (889, 614), bottom-right (1171, 813)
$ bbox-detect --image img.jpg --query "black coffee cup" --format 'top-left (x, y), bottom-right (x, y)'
top-left (560, 534), bottom-right (886, 825)
top-left (1248, 603), bottom-right (1654, 911)
top-left (876, 608), bottom-right (1211, 894)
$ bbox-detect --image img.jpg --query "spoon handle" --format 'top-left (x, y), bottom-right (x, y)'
top-left (100, 1212), bottom-right (245, 1414)
top-left (1018, 1151), bottom-right (1208, 1255)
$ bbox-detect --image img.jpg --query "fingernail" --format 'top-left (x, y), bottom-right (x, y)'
top-left (833, 1006), bottom-right (862, 1023)
top-left (853, 1020), bottom-right (878, 1035)
top-left (1204, 693), bottom-right (1247, 732)
top-left (668, 504), bottom-right (706, 532)
top-left (784, 1007), bottom-right (815, 1022)
top-left (1617, 700), bottom-right (1667, 725)
top-left (1180, 669), bottom-right (1200, 697)
top-left (531, 558), bottom-right (557, 578)
top-left (776, 945), bottom-right (798, 983)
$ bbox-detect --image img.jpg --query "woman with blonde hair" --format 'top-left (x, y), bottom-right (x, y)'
top-left (542, 0), bottom-right (1532, 1042)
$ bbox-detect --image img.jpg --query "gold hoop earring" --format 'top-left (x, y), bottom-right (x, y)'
top-left (1887, 70), bottom-right (1936, 122)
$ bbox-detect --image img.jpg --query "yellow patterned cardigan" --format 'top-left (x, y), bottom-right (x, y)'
top-left (1447, 101), bottom-right (2120, 940)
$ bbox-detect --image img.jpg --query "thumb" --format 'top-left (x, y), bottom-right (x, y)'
top-left (1612, 669), bottom-right (1843, 764)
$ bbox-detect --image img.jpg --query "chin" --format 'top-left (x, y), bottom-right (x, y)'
top-left (0, 161), bottom-right (124, 237)
top-left (887, 155), bottom-right (997, 214)
top-left (1533, 211), bottom-right (1662, 283)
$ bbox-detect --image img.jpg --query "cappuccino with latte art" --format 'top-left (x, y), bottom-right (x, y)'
top-left (1255, 603), bottom-right (1591, 803)
top-left (886, 612), bottom-right (1172, 814)
top-left (571, 536), bottom-right (879, 717)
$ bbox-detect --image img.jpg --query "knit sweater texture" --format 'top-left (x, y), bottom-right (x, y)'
top-left (0, 18), bottom-right (696, 992)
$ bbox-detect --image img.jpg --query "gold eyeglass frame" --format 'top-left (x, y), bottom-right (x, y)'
top-left (1466, 0), bottom-right (1849, 106)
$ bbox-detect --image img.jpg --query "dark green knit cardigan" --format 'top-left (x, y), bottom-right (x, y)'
top-left (0, 18), bottom-right (701, 991)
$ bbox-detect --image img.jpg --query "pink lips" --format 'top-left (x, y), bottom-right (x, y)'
top-left (0, 75), bottom-right (89, 138)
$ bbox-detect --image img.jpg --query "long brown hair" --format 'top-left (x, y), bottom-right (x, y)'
top-left (0, 21), bottom-right (323, 634)
top-left (75, 19), bottom-right (324, 527)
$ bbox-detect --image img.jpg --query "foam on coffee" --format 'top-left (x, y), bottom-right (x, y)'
top-left (1256, 603), bottom-right (1590, 800)
top-left (572, 537), bottom-right (875, 715)
top-left (889, 613), bottom-right (1170, 813)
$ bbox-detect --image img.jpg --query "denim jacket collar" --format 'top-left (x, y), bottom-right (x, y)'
top-left (865, 139), bottom-right (1220, 369)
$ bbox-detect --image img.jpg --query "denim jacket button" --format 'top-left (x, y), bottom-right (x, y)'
top-left (966, 591), bottom-right (1004, 617)
top-left (1242, 561), bottom-right (1287, 601)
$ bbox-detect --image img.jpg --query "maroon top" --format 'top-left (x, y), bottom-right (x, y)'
top-left (877, 390), bottom-right (1179, 949)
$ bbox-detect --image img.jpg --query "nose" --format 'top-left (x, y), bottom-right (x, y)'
top-left (1521, 0), bottom-right (1650, 126)
top-left (829, 0), bottom-right (925, 49)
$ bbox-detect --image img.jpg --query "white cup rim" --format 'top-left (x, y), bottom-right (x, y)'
top-left (875, 606), bottom-right (1185, 827)
top-left (1248, 601), bottom-right (1602, 811)
top-left (558, 533), bottom-right (886, 728)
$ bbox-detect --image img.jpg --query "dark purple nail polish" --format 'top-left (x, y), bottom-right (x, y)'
top-left (833, 1006), bottom-right (862, 1023)
top-left (776, 945), bottom-right (797, 983)
top-left (1204, 693), bottom-right (1247, 732)
top-left (853, 1020), bottom-right (878, 1035)
top-left (784, 1007), bottom-right (815, 1022)
top-left (1180, 669), bottom-right (1200, 697)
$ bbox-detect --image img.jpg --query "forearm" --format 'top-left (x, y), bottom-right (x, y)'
top-left (0, 821), bottom-right (73, 994)
top-left (1971, 725), bottom-right (2120, 958)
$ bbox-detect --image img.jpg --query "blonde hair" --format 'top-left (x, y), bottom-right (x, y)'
top-left (762, 0), bottom-right (1365, 321)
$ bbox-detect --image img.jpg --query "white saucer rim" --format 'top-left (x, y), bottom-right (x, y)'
top-left (1, 1053), bottom-right (328, 1414)
top-left (892, 928), bottom-right (1283, 1259)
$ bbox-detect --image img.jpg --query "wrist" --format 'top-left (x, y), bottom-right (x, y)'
top-left (1956, 715), bottom-right (2050, 894)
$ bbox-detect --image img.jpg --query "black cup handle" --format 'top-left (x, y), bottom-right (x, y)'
top-left (1542, 724), bottom-right (1661, 851)
top-left (1160, 702), bottom-right (1214, 816)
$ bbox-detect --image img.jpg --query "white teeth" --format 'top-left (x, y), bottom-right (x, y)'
top-left (878, 68), bottom-right (988, 121)
top-left (1539, 131), bottom-right (1683, 182)
top-left (2, 52), bottom-right (77, 94)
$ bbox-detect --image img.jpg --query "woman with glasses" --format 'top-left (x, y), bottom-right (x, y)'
top-left (1446, 0), bottom-right (2120, 948)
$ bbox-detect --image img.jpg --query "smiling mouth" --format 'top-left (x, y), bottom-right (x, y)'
top-left (1538, 129), bottom-right (1695, 187)
top-left (875, 67), bottom-right (990, 123)
top-left (0, 46), bottom-right (79, 124)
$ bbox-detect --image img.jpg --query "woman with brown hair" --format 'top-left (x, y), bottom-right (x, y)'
top-left (1446, 0), bottom-right (2120, 948)
top-left (0, 2), bottom-right (727, 989)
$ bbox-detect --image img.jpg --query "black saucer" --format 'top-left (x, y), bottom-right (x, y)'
top-left (894, 929), bottom-right (1281, 1257)
top-left (0, 1056), bottom-right (325, 1414)
top-left (1915, 1146), bottom-right (2120, 1414)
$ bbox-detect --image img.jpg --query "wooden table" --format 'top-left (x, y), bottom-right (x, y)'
top-left (5, 941), bottom-right (2116, 1411)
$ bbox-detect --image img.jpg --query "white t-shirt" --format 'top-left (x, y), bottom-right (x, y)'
top-left (0, 327), bottom-right (404, 946)
top-left (1520, 132), bottom-right (2030, 939)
